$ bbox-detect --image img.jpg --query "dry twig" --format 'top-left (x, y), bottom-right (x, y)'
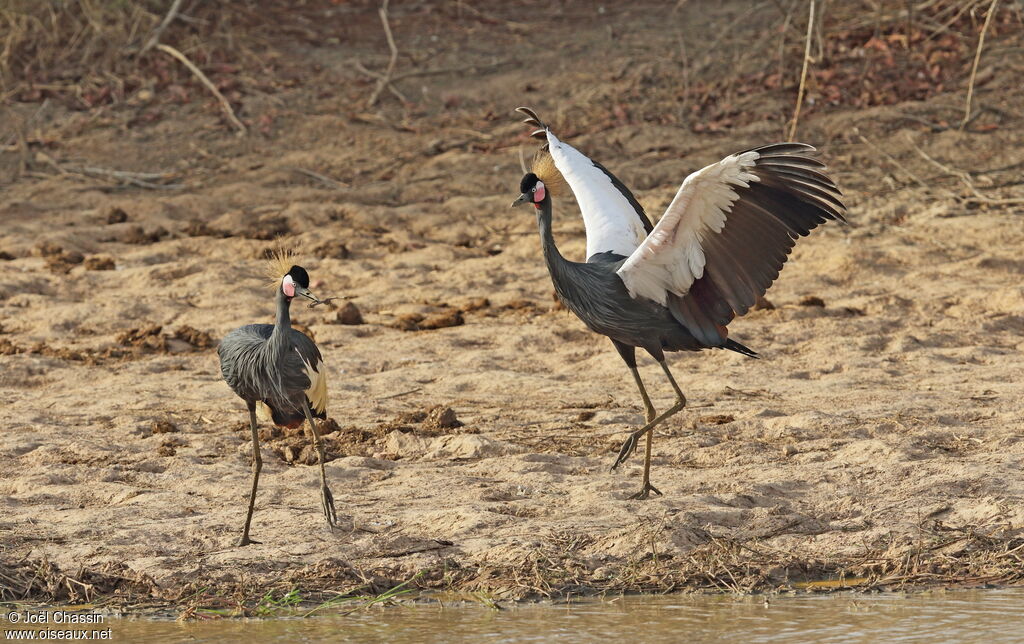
top-left (288, 167), bottom-right (350, 190)
top-left (140, 0), bottom-right (185, 54)
top-left (907, 136), bottom-right (1024, 206)
top-left (155, 43), bottom-right (247, 135)
top-left (787, 0), bottom-right (815, 141)
top-left (368, 0), bottom-right (399, 107)
top-left (961, 0), bottom-right (999, 129)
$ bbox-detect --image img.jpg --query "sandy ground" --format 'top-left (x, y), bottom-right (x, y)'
top-left (1, 1), bottom-right (1023, 608)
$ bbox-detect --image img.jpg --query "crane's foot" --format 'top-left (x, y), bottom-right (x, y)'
top-left (237, 535), bottom-right (262, 547)
top-left (320, 484), bottom-right (338, 530)
top-left (628, 481), bottom-right (663, 500)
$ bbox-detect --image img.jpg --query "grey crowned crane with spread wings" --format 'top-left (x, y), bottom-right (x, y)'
top-left (218, 252), bottom-right (336, 545)
top-left (511, 107), bottom-right (847, 500)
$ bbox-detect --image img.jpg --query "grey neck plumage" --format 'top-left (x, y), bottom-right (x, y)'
top-left (268, 287), bottom-right (293, 357)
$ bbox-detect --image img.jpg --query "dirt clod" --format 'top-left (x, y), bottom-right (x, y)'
top-left (424, 406), bottom-right (461, 430)
top-left (120, 225), bottom-right (168, 245)
top-left (0, 338), bottom-right (22, 355)
top-left (799, 296), bottom-right (826, 307)
top-left (106, 208), bottom-right (128, 224)
top-left (418, 310), bottom-right (464, 331)
top-left (313, 241), bottom-right (351, 260)
top-left (117, 325), bottom-right (166, 352)
top-left (698, 414), bottom-right (735, 426)
top-left (335, 301), bottom-right (364, 325)
top-left (34, 241), bottom-right (64, 257)
top-left (174, 326), bottom-right (215, 349)
top-left (83, 256), bottom-right (115, 270)
top-left (152, 420), bottom-right (178, 434)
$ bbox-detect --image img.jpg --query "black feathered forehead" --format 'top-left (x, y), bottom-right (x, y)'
top-left (519, 172), bottom-right (539, 194)
top-left (287, 265), bottom-right (310, 288)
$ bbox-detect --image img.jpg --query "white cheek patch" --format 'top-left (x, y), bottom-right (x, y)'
top-left (534, 181), bottom-right (546, 203)
top-left (282, 274), bottom-right (296, 297)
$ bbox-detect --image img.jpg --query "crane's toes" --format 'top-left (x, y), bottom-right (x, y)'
top-left (320, 485), bottom-right (338, 530)
top-left (237, 535), bottom-right (262, 547)
top-left (627, 482), bottom-right (663, 501)
top-left (612, 433), bottom-right (639, 470)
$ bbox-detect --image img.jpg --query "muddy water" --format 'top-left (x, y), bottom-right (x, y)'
top-left (9, 589), bottom-right (1024, 643)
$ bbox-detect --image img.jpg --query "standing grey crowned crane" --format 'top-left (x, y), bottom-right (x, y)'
top-left (218, 252), bottom-right (337, 545)
top-left (511, 107), bottom-right (847, 499)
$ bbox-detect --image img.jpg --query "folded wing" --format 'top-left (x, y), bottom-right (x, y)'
top-left (616, 143), bottom-right (846, 345)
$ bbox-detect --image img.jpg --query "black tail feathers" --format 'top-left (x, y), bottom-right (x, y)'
top-left (723, 339), bottom-right (759, 358)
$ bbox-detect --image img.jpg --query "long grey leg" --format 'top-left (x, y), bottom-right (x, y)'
top-left (630, 367), bottom-right (657, 424)
top-left (238, 402), bottom-right (262, 546)
top-left (627, 366), bottom-right (663, 500)
top-left (613, 360), bottom-right (687, 499)
top-left (302, 402), bottom-right (338, 530)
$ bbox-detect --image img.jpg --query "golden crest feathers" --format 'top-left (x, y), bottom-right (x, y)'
top-left (264, 247), bottom-right (294, 288)
top-left (530, 150), bottom-right (567, 197)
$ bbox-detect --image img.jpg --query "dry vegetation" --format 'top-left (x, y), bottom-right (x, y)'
top-left (2, 0), bottom-right (1024, 615)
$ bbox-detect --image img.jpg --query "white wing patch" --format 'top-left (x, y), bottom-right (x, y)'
top-left (616, 151), bottom-right (761, 306)
top-left (255, 401), bottom-right (273, 422)
top-left (546, 130), bottom-right (648, 259)
top-left (299, 352), bottom-right (328, 414)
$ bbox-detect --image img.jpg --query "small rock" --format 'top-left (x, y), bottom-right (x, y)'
top-left (156, 445), bottom-right (177, 457)
top-left (152, 420), bottom-right (178, 434)
top-left (393, 410), bottom-right (428, 424)
top-left (313, 242), bottom-right (351, 260)
top-left (782, 444), bottom-right (797, 457)
top-left (299, 445), bottom-right (317, 465)
top-left (60, 250), bottom-right (84, 265)
top-left (84, 256), bottom-right (115, 270)
top-left (418, 309), bottom-right (464, 330)
top-left (183, 220), bottom-right (220, 237)
top-left (106, 207), bottom-right (128, 224)
top-left (392, 313), bottom-right (423, 331)
top-left (424, 406), bottom-right (461, 430)
top-left (174, 325), bottom-right (215, 349)
top-left (459, 297), bottom-right (490, 313)
top-left (335, 301), bottom-right (364, 325)
top-left (799, 295), bottom-right (825, 307)
top-left (34, 241), bottom-right (63, 257)
top-left (754, 296), bottom-right (775, 310)
top-left (120, 225), bottom-right (167, 245)
top-left (697, 414), bottom-right (735, 426)
top-left (118, 325), bottom-right (164, 349)
top-left (282, 446), bottom-right (297, 463)
top-left (0, 339), bottom-right (23, 355)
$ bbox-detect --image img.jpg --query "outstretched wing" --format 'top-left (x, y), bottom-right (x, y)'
top-left (545, 130), bottom-right (654, 259)
top-left (616, 143), bottom-right (846, 344)
top-left (516, 108), bottom-right (652, 260)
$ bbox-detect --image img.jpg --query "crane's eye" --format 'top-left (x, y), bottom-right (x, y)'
top-left (531, 186), bottom-right (536, 193)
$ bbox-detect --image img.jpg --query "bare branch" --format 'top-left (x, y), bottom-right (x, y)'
top-left (788, 0), bottom-right (815, 141)
top-left (961, 0), bottom-right (999, 129)
top-left (155, 43), bottom-right (247, 135)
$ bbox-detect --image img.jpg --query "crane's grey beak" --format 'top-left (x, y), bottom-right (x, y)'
top-left (295, 286), bottom-right (319, 304)
top-left (510, 193), bottom-right (529, 208)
